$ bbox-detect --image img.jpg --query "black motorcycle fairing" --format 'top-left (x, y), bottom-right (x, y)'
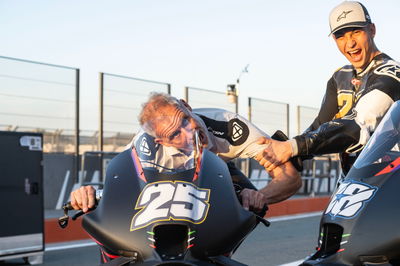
top-left (303, 101), bottom-right (400, 265)
top-left (304, 168), bottom-right (400, 265)
top-left (82, 148), bottom-right (257, 264)
top-left (82, 149), bottom-right (150, 259)
top-left (189, 149), bottom-right (257, 258)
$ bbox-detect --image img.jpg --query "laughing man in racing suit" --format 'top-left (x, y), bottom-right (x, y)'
top-left (256, 1), bottom-right (400, 176)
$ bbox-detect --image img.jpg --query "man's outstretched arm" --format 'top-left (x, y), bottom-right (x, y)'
top-left (240, 161), bottom-right (301, 209)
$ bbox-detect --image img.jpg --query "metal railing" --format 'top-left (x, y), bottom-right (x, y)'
top-left (184, 86), bottom-right (237, 113)
top-left (248, 97), bottom-right (289, 136)
top-left (0, 55), bottom-right (80, 179)
top-left (99, 72), bottom-right (171, 152)
top-left (297, 105), bottom-right (319, 135)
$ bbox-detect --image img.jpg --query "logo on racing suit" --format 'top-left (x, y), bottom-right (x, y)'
top-left (232, 122), bottom-right (243, 141)
top-left (140, 137), bottom-right (151, 156)
top-left (325, 181), bottom-right (377, 219)
top-left (375, 64), bottom-right (400, 82)
top-left (207, 128), bottom-right (224, 136)
top-left (228, 118), bottom-right (249, 146)
top-left (136, 133), bottom-right (158, 160)
top-left (196, 115), bottom-right (249, 146)
top-left (130, 181), bottom-right (211, 231)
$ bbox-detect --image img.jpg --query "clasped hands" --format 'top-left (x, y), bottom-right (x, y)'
top-left (255, 137), bottom-right (293, 172)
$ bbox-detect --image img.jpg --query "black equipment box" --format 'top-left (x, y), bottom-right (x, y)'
top-left (0, 131), bottom-right (44, 264)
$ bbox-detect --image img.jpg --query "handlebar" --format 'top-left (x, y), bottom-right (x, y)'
top-left (58, 190), bottom-right (103, 228)
top-left (255, 211), bottom-right (271, 227)
top-left (234, 184), bottom-right (270, 227)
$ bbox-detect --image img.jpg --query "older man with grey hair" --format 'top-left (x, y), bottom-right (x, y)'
top-left (71, 92), bottom-right (302, 214)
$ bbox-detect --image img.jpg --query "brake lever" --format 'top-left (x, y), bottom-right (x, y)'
top-left (58, 202), bottom-right (73, 228)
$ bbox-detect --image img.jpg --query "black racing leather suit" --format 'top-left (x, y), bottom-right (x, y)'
top-left (294, 53), bottom-right (400, 174)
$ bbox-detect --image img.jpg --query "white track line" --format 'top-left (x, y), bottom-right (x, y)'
top-left (45, 240), bottom-right (96, 252)
top-left (278, 259), bottom-right (305, 266)
top-left (268, 211), bottom-right (322, 222)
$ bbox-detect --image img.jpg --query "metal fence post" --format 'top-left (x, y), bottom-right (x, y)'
top-left (167, 83), bottom-right (171, 95)
top-left (286, 103), bottom-right (290, 137)
top-left (248, 97), bottom-right (252, 122)
top-left (98, 73), bottom-right (104, 182)
top-left (297, 105), bottom-right (300, 135)
top-left (75, 69), bottom-right (80, 182)
top-left (99, 72), bottom-right (104, 152)
top-left (184, 86), bottom-right (189, 103)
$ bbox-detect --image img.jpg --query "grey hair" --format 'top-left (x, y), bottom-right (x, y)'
top-left (138, 92), bottom-right (181, 136)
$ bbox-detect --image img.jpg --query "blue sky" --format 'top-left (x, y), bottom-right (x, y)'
top-left (1, 0), bottom-right (399, 135)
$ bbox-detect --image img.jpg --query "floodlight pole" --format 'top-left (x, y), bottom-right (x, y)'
top-left (226, 64), bottom-right (249, 114)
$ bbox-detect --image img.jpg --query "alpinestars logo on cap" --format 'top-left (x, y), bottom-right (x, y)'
top-left (140, 137), bottom-right (151, 156)
top-left (337, 10), bottom-right (353, 22)
top-left (232, 122), bottom-right (243, 141)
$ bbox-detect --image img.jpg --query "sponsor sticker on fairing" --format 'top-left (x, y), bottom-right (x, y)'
top-left (325, 180), bottom-right (377, 219)
top-left (130, 181), bottom-right (211, 231)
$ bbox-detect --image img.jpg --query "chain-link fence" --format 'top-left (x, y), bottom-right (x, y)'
top-left (0, 56), bottom-right (79, 154)
top-left (99, 72), bottom-right (171, 152)
top-left (184, 86), bottom-right (237, 113)
top-left (297, 105), bottom-right (319, 135)
top-left (248, 97), bottom-right (289, 136)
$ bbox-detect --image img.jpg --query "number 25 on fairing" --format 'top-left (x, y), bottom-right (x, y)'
top-left (130, 181), bottom-right (211, 231)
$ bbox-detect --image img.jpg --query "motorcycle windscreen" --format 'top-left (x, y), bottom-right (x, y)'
top-left (352, 100), bottom-right (400, 174)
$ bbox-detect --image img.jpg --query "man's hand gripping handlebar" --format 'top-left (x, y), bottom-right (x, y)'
top-left (58, 189), bottom-right (103, 228)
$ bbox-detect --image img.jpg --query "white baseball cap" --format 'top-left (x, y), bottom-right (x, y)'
top-left (329, 1), bottom-right (372, 35)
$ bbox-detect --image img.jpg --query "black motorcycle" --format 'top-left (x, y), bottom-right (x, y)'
top-left (302, 101), bottom-right (400, 265)
top-left (59, 128), bottom-right (269, 266)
